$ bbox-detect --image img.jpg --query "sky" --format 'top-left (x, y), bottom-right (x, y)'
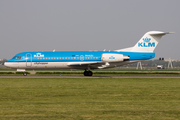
top-left (0, 0), bottom-right (180, 59)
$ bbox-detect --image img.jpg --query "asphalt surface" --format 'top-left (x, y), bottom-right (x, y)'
top-left (1, 76), bottom-right (180, 78)
top-left (1, 71), bottom-right (180, 74)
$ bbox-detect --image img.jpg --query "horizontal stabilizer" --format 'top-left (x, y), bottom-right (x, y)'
top-left (149, 32), bottom-right (174, 36)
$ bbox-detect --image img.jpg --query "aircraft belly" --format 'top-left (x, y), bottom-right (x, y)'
top-left (16, 62), bottom-right (97, 70)
top-left (17, 62), bottom-right (70, 69)
top-left (7, 61), bottom-right (141, 70)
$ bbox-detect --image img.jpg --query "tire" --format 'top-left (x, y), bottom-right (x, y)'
top-left (88, 71), bottom-right (93, 76)
top-left (84, 71), bottom-right (88, 76)
top-left (84, 71), bottom-right (93, 76)
top-left (23, 72), bottom-right (27, 76)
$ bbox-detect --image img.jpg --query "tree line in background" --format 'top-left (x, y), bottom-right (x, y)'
top-left (0, 59), bottom-right (7, 65)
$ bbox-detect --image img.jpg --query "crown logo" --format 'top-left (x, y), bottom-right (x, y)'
top-left (143, 37), bottom-right (151, 42)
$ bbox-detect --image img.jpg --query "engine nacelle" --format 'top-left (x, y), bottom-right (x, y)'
top-left (101, 54), bottom-right (129, 62)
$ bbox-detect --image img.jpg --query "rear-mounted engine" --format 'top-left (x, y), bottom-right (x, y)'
top-left (101, 53), bottom-right (129, 62)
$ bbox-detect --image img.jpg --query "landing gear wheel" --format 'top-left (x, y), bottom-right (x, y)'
top-left (84, 71), bottom-right (88, 76)
top-left (84, 71), bottom-right (93, 76)
top-left (23, 72), bottom-right (27, 76)
top-left (87, 71), bottom-right (93, 76)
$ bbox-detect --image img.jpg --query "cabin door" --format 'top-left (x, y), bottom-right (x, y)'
top-left (26, 53), bottom-right (32, 67)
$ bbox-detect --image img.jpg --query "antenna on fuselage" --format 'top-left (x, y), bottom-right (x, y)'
top-left (53, 49), bottom-right (55, 52)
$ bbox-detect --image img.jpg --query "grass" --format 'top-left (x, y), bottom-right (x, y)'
top-left (0, 78), bottom-right (180, 119)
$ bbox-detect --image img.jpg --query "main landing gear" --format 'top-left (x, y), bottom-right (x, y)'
top-left (84, 70), bottom-right (93, 76)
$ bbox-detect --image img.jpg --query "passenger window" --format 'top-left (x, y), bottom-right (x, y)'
top-left (74, 57), bottom-right (76, 59)
top-left (65, 57), bottom-right (67, 59)
top-left (57, 57), bottom-right (58, 59)
top-left (77, 57), bottom-right (79, 59)
top-left (62, 57), bottom-right (64, 59)
top-left (68, 57), bottom-right (70, 59)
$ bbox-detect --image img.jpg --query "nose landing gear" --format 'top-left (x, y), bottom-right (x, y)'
top-left (84, 70), bottom-right (93, 76)
top-left (23, 72), bottom-right (27, 76)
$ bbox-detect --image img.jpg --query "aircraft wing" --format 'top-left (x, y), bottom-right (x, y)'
top-left (67, 61), bottom-right (104, 66)
top-left (67, 61), bottom-right (106, 69)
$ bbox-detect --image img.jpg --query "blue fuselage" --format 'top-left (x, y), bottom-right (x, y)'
top-left (7, 51), bottom-right (155, 62)
top-left (5, 51), bottom-right (155, 70)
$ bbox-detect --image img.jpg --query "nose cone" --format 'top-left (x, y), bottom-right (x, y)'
top-left (4, 62), bottom-right (13, 68)
top-left (4, 61), bottom-right (19, 68)
top-left (4, 62), bottom-right (9, 67)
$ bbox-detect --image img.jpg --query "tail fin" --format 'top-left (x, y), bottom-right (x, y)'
top-left (131, 31), bottom-right (173, 52)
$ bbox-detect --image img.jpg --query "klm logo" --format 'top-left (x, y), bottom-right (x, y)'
top-left (138, 37), bottom-right (155, 47)
top-left (109, 56), bottom-right (115, 59)
top-left (34, 53), bottom-right (44, 57)
top-left (143, 37), bottom-right (151, 42)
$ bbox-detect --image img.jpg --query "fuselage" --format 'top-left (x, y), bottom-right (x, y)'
top-left (4, 31), bottom-right (172, 76)
top-left (5, 51), bottom-right (155, 70)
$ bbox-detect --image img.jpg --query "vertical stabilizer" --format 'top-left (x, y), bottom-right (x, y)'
top-left (131, 31), bottom-right (172, 52)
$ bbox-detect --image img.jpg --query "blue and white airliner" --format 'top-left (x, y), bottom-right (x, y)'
top-left (4, 31), bottom-right (172, 76)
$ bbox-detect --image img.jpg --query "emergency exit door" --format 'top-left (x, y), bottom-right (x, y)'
top-left (26, 53), bottom-right (32, 67)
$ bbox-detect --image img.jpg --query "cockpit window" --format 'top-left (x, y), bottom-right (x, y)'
top-left (12, 56), bottom-right (22, 59)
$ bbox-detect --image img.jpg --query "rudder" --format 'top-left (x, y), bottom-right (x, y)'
top-left (131, 31), bottom-right (172, 52)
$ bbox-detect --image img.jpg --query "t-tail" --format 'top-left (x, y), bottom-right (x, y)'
top-left (117, 31), bottom-right (173, 52)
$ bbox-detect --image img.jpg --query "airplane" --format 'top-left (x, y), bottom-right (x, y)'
top-left (4, 31), bottom-right (173, 76)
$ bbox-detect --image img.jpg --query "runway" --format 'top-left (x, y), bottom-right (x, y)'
top-left (1, 76), bottom-right (180, 78)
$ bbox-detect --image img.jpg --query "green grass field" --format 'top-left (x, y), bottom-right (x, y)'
top-left (0, 78), bottom-right (180, 120)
